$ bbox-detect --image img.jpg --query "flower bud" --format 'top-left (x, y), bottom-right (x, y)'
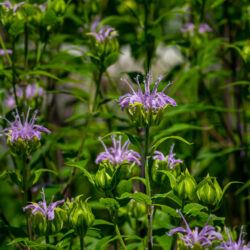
top-left (151, 159), bottom-right (169, 183)
top-left (95, 167), bottom-right (113, 191)
top-left (50, 0), bottom-right (66, 15)
top-left (69, 196), bottom-right (95, 236)
top-left (196, 175), bottom-right (222, 206)
top-left (174, 169), bottom-right (197, 201)
top-left (128, 199), bottom-right (147, 218)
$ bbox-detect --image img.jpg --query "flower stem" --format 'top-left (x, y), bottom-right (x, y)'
top-left (93, 70), bottom-right (104, 112)
top-left (114, 222), bottom-right (127, 250)
top-left (80, 234), bottom-right (84, 250)
top-left (144, 126), bottom-right (153, 250)
top-left (11, 39), bottom-right (18, 107)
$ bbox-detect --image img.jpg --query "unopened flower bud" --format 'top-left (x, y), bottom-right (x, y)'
top-left (69, 196), bottom-right (95, 236)
top-left (128, 199), bottom-right (147, 218)
top-left (174, 169), bottom-right (197, 201)
top-left (95, 167), bottom-right (113, 191)
top-left (196, 175), bottom-right (222, 206)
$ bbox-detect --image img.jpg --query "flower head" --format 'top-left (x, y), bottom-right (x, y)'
top-left (198, 23), bottom-right (212, 33)
top-left (0, 49), bottom-right (12, 56)
top-left (0, 1), bottom-right (26, 12)
top-left (169, 210), bottom-right (222, 248)
top-left (153, 144), bottom-right (183, 168)
top-left (0, 107), bottom-right (50, 142)
top-left (181, 23), bottom-right (195, 33)
top-left (96, 135), bottom-right (141, 166)
top-left (216, 226), bottom-right (250, 250)
top-left (89, 25), bottom-right (118, 43)
top-left (119, 72), bottom-right (177, 111)
top-left (23, 188), bottom-right (64, 220)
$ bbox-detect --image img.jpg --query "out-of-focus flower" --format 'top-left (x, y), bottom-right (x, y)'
top-left (0, 1), bottom-right (26, 12)
top-left (181, 23), bottom-right (195, 33)
top-left (0, 107), bottom-right (50, 142)
top-left (198, 23), bottom-right (212, 33)
top-left (169, 210), bottom-right (222, 248)
top-left (33, 2), bottom-right (48, 12)
top-left (96, 135), bottom-right (141, 166)
top-left (119, 72), bottom-right (177, 111)
top-left (89, 25), bottom-right (119, 43)
top-left (0, 49), bottom-right (12, 56)
top-left (153, 144), bottom-right (183, 168)
top-left (216, 226), bottom-right (250, 250)
top-left (23, 188), bottom-right (64, 221)
top-left (4, 83), bottom-right (44, 108)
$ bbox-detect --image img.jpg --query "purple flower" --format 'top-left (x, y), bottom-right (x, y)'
top-left (23, 188), bottom-right (64, 220)
top-left (88, 25), bottom-right (118, 43)
top-left (0, 1), bottom-right (26, 12)
top-left (119, 72), bottom-right (177, 111)
top-left (25, 83), bottom-right (44, 99)
top-left (96, 135), bottom-right (141, 166)
top-left (216, 226), bottom-right (250, 250)
top-left (198, 23), bottom-right (212, 34)
top-left (0, 49), bottom-right (12, 56)
top-left (0, 107), bottom-right (50, 141)
top-left (169, 210), bottom-right (222, 248)
top-left (181, 23), bottom-right (195, 33)
top-left (153, 144), bottom-right (183, 168)
top-left (33, 2), bottom-right (47, 12)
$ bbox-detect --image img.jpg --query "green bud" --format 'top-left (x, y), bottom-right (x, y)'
top-left (174, 169), bottom-right (197, 201)
top-left (95, 167), bottom-right (113, 191)
top-left (50, 0), bottom-right (66, 15)
top-left (7, 136), bottom-right (40, 156)
top-left (196, 175), bottom-right (222, 206)
top-left (128, 199), bottom-right (147, 218)
top-left (69, 196), bottom-right (95, 236)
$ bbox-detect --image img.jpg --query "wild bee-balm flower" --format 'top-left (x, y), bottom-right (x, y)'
top-left (0, 1), bottom-right (26, 12)
top-left (89, 25), bottom-right (119, 43)
top-left (169, 210), bottom-right (222, 248)
top-left (0, 107), bottom-right (50, 154)
top-left (95, 135), bottom-right (141, 166)
top-left (23, 188), bottom-right (64, 220)
top-left (153, 144), bottom-right (183, 169)
top-left (198, 23), bottom-right (212, 34)
top-left (119, 73), bottom-right (177, 127)
top-left (181, 23), bottom-right (195, 34)
top-left (217, 226), bottom-right (250, 250)
top-left (0, 49), bottom-right (12, 56)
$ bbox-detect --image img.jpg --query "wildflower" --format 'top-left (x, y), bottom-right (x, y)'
top-left (181, 23), bottom-right (195, 33)
top-left (198, 23), bottom-right (212, 33)
top-left (119, 72), bottom-right (177, 111)
top-left (169, 210), bottom-right (222, 248)
top-left (0, 49), bottom-right (12, 56)
top-left (0, 1), bottom-right (26, 12)
top-left (25, 83), bottom-right (44, 99)
top-left (216, 226), bottom-right (250, 250)
top-left (89, 25), bottom-right (118, 43)
top-left (153, 144), bottom-right (183, 168)
top-left (95, 135), bottom-right (141, 166)
top-left (33, 2), bottom-right (48, 12)
top-left (0, 107), bottom-right (50, 142)
top-left (23, 188), bottom-right (64, 220)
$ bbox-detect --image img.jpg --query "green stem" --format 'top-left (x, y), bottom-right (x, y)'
top-left (24, 22), bottom-right (28, 69)
top-left (11, 39), bottom-right (18, 107)
top-left (0, 33), bottom-right (12, 65)
top-left (80, 234), bottom-right (84, 250)
top-left (114, 223), bottom-right (127, 250)
top-left (93, 70), bottom-right (104, 112)
top-left (105, 71), bottom-right (119, 94)
top-left (144, 126), bottom-right (153, 250)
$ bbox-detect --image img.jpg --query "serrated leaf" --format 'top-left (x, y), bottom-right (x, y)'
top-left (183, 203), bottom-right (207, 216)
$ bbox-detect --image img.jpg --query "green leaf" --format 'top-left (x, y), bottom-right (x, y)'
top-left (117, 179), bottom-right (132, 196)
top-left (152, 135), bottom-right (193, 151)
top-left (183, 203), bottom-right (207, 216)
top-left (93, 219), bottom-right (114, 226)
top-left (118, 192), bottom-right (151, 205)
top-left (152, 191), bottom-right (182, 207)
top-left (20, 70), bottom-right (61, 81)
top-left (129, 176), bottom-right (146, 186)
top-left (30, 169), bottom-right (58, 186)
top-left (66, 160), bottom-right (94, 185)
top-left (153, 204), bottom-right (180, 218)
top-left (235, 180), bottom-right (250, 195)
top-left (157, 170), bottom-right (176, 188)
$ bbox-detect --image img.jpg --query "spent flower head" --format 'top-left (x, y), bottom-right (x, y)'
top-left (169, 210), bottom-right (222, 248)
top-left (23, 188), bottom-right (64, 220)
top-left (96, 135), bottom-right (141, 166)
top-left (153, 144), bottom-right (183, 169)
top-left (0, 1), bottom-right (26, 12)
top-left (0, 107), bottom-right (50, 142)
top-left (216, 226), bottom-right (250, 250)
